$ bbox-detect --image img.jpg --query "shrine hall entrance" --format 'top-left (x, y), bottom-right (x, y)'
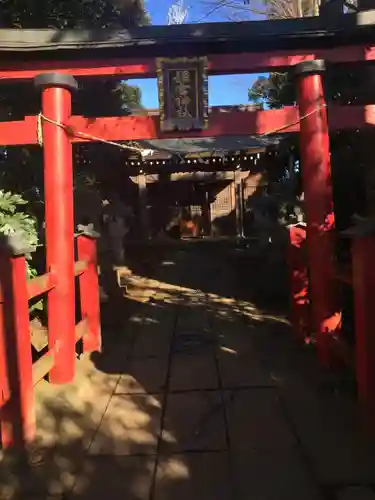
top-left (138, 155), bottom-right (263, 240)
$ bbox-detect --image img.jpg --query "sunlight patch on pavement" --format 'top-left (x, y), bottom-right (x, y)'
top-left (127, 274), bottom-right (289, 327)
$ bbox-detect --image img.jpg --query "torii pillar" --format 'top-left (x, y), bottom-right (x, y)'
top-left (34, 73), bottom-right (78, 384)
top-left (293, 60), bottom-right (341, 367)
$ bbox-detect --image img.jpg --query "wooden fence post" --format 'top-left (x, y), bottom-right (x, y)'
top-left (350, 231), bottom-right (375, 418)
top-left (76, 230), bottom-right (101, 353)
top-left (0, 234), bottom-right (35, 449)
top-left (287, 223), bottom-right (311, 342)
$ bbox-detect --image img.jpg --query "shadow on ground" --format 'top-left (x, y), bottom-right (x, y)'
top-left (2, 239), bottom-right (375, 500)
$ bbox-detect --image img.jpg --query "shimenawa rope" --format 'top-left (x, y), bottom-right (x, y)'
top-left (36, 104), bottom-right (327, 154)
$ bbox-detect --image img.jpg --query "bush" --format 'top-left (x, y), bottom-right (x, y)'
top-left (0, 190), bottom-right (42, 312)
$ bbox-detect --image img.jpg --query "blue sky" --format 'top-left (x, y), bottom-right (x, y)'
top-left (127, 0), bottom-right (263, 109)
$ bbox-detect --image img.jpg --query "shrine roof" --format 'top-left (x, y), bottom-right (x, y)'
top-left (136, 135), bottom-right (278, 158)
top-left (0, 11), bottom-right (374, 59)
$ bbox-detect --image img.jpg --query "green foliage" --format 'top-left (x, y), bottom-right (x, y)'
top-left (248, 73), bottom-right (295, 109)
top-left (75, 79), bottom-right (143, 117)
top-left (0, 0), bottom-right (149, 119)
top-left (0, 0), bottom-right (148, 191)
top-left (0, 0), bottom-right (150, 28)
top-left (0, 190), bottom-right (38, 253)
top-left (0, 0), bottom-right (150, 317)
top-left (0, 190), bottom-right (43, 311)
top-left (248, 66), bottom-right (372, 110)
top-left (0, 0), bottom-right (149, 220)
top-left (117, 84), bottom-right (144, 112)
top-left (247, 57), bottom-right (371, 236)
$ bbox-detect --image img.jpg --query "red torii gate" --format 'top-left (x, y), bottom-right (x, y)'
top-left (0, 19), bottom-right (375, 447)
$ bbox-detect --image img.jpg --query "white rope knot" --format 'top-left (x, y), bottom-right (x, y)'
top-left (36, 112), bottom-right (145, 155)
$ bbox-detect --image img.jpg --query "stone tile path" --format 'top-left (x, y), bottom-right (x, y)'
top-left (3, 243), bottom-right (375, 500)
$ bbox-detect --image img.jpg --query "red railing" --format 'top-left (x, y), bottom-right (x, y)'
top-left (0, 230), bottom-right (101, 449)
top-left (287, 223), bottom-right (375, 419)
top-left (286, 224), bottom-right (310, 344)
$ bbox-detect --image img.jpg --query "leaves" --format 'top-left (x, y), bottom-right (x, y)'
top-left (29, 299), bottom-right (44, 312)
top-left (248, 73), bottom-right (295, 109)
top-left (0, 0), bottom-right (151, 320)
top-left (0, 190), bottom-right (38, 250)
top-left (0, 190), bottom-right (40, 298)
top-left (0, 0), bottom-right (149, 29)
top-left (0, 0), bottom-right (149, 213)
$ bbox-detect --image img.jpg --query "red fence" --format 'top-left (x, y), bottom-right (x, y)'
top-left (287, 224), bottom-right (375, 421)
top-left (287, 224), bottom-right (310, 344)
top-left (0, 231), bottom-right (101, 449)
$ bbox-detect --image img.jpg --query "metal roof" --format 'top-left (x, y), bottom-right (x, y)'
top-left (137, 135), bottom-right (279, 158)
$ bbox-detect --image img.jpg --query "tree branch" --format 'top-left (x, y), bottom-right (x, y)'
top-left (198, 0), bottom-right (318, 21)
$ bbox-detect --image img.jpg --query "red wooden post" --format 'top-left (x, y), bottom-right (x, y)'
top-left (0, 304), bottom-right (10, 415)
top-left (294, 60), bottom-right (340, 366)
top-left (0, 235), bottom-right (35, 448)
top-left (287, 224), bottom-right (311, 343)
top-left (77, 231), bottom-right (102, 353)
top-left (34, 73), bottom-right (78, 384)
top-left (351, 234), bottom-right (375, 416)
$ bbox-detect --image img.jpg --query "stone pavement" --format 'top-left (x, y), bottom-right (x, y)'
top-left (3, 242), bottom-right (375, 500)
